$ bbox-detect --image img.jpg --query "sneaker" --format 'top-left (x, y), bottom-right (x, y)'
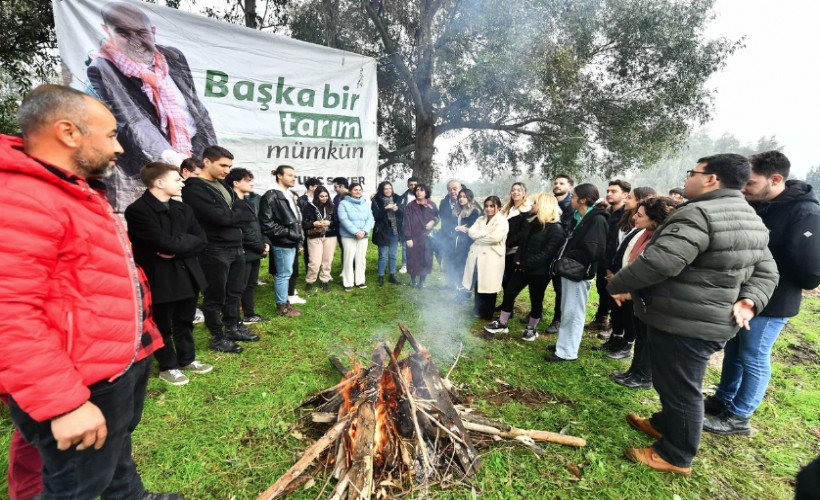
top-left (614, 374), bottom-right (652, 389)
top-left (606, 345), bottom-right (633, 359)
top-left (243, 314), bottom-right (269, 324)
top-left (158, 369), bottom-right (189, 386)
top-left (226, 324), bottom-right (260, 342)
top-left (521, 327), bottom-right (539, 342)
top-left (344, 286), bottom-right (353, 292)
top-left (596, 336), bottom-right (623, 352)
top-left (484, 320), bottom-right (509, 335)
top-left (193, 308), bottom-right (205, 324)
top-left (388, 274), bottom-right (400, 285)
top-left (210, 337), bottom-right (242, 354)
top-left (257, 280), bottom-right (267, 286)
top-left (702, 412), bottom-right (752, 435)
top-left (703, 395), bottom-right (730, 416)
top-left (320, 282), bottom-right (330, 292)
top-left (399, 265), bottom-right (407, 274)
top-left (597, 328), bottom-right (613, 340)
top-left (545, 320), bottom-right (560, 334)
top-left (181, 360), bottom-right (213, 374)
top-left (357, 284), bottom-right (367, 289)
top-left (584, 318), bottom-right (610, 331)
top-left (305, 283), bottom-right (314, 292)
top-left (288, 295), bottom-right (307, 304)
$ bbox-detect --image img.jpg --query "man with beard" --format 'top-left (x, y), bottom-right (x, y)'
top-left (0, 85), bottom-right (181, 499)
top-left (703, 151), bottom-right (820, 435)
top-left (608, 153), bottom-right (778, 475)
top-left (87, 1), bottom-right (216, 210)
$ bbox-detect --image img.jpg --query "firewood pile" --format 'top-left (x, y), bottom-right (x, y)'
top-left (258, 325), bottom-right (586, 499)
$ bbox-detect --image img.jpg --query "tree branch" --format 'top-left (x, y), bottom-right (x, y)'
top-left (435, 117), bottom-right (559, 138)
top-left (378, 156), bottom-right (413, 171)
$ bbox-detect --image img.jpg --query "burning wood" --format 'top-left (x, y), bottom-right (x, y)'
top-left (258, 326), bottom-right (586, 499)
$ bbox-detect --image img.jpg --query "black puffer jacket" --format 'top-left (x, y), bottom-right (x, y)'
top-left (752, 180), bottom-right (820, 317)
top-left (513, 219), bottom-right (566, 276)
top-left (604, 206), bottom-right (626, 262)
top-left (182, 177), bottom-right (253, 246)
top-left (560, 208), bottom-right (609, 280)
top-left (259, 188), bottom-right (302, 248)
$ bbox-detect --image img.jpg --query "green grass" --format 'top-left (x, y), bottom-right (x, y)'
top-left (2, 246), bottom-right (818, 499)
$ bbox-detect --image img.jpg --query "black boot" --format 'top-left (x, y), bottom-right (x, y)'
top-left (378, 276), bottom-right (384, 287)
top-left (388, 274), bottom-right (400, 285)
top-left (210, 329), bottom-right (243, 354)
top-left (410, 276), bottom-right (417, 288)
top-left (225, 323), bottom-right (259, 342)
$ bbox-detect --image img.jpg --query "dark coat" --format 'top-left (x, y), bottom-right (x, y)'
top-left (124, 191), bottom-right (208, 304)
top-left (608, 227), bottom-right (642, 274)
top-left (302, 202), bottom-right (338, 238)
top-left (561, 208), bottom-right (610, 280)
top-left (259, 188), bottom-right (302, 248)
top-left (557, 193), bottom-right (575, 234)
top-left (514, 219), bottom-right (566, 276)
top-left (752, 180), bottom-right (820, 317)
top-left (87, 46), bottom-right (217, 179)
top-left (235, 198), bottom-right (269, 262)
top-left (608, 189), bottom-right (779, 342)
top-left (371, 193), bottom-right (404, 246)
top-left (438, 196), bottom-right (460, 245)
top-left (604, 205), bottom-right (626, 262)
top-left (182, 177), bottom-right (252, 246)
top-left (403, 200), bottom-right (440, 277)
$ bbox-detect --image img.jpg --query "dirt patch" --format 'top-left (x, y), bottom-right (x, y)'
top-left (474, 385), bottom-right (574, 409)
top-left (785, 343), bottom-right (820, 365)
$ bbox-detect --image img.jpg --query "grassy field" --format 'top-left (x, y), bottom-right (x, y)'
top-left (2, 245), bottom-right (818, 499)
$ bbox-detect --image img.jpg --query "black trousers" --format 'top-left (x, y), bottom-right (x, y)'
top-left (610, 299), bottom-right (636, 342)
top-left (594, 265), bottom-right (612, 320)
top-left (626, 315), bottom-right (652, 379)
top-left (9, 357), bottom-right (152, 499)
top-left (152, 297), bottom-right (197, 371)
top-left (551, 275), bottom-right (562, 322)
top-left (242, 258), bottom-right (261, 317)
top-left (200, 245), bottom-right (245, 335)
top-left (648, 327), bottom-right (723, 467)
top-left (499, 270), bottom-right (551, 320)
top-left (796, 456), bottom-right (820, 500)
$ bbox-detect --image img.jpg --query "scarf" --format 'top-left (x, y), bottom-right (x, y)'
top-left (628, 229), bottom-right (654, 263)
top-left (99, 41), bottom-right (192, 155)
top-left (382, 196), bottom-right (398, 235)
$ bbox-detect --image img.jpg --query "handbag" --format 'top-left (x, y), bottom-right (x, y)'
top-left (550, 239), bottom-right (591, 282)
top-left (307, 227), bottom-right (325, 237)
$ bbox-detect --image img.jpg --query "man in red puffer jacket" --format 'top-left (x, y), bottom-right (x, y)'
top-left (0, 84), bottom-right (181, 499)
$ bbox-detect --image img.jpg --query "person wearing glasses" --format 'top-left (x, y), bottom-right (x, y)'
top-left (462, 196), bottom-right (509, 321)
top-left (607, 154), bottom-right (778, 476)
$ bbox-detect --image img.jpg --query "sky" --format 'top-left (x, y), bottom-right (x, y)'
top-left (703, 0), bottom-right (820, 176)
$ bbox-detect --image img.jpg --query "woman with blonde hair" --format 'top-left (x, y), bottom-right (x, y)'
top-left (485, 193), bottom-right (566, 340)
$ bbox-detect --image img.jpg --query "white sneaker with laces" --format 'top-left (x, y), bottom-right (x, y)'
top-left (399, 265), bottom-right (407, 274)
top-left (288, 295), bottom-right (307, 304)
top-left (484, 320), bottom-right (509, 335)
top-left (521, 327), bottom-right (539, 342)
top-left (181, 360), bottom-right (213, 374)
top-left (159, 369), bottom-right (189, 386)
top-left (193, 308), bottom-right (205, 324)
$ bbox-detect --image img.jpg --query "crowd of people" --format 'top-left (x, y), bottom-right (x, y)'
top-left (1, 85), bottom-right (820, 498)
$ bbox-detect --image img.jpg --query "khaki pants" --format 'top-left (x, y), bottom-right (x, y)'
top-left (306, 236), bottom-right (337, 284)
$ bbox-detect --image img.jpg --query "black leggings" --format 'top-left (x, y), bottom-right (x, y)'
top-left (499, 269), bottom-right (550, 319)
top-left (610, 300), bottom-right (637, 342)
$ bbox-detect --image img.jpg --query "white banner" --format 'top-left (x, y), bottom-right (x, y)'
top-left (52, 0), bottom-right (378, 211)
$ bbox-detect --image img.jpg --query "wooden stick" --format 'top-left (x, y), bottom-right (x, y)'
top-left (312, 412), bottom-right (338, 423)
top-left (460, 421), bottom-right (586, 448)
top-left (329, 355), bottom-right (349, 377)
top-left (329, 472), bottom-right (350, 500)
top-left (398, 324), bottom-right (422, 352)
top-left (445, 342), bottom-right (463, 381)
top-left (257, 417), bottom-right (349, 500)
top-left (392, 332), bottom-right (407, 359)
top-left (416, 406), bottom-right (467, 445)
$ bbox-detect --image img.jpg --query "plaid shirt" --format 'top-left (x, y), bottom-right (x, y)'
top-left (136, 265), bottom-right (163, 361)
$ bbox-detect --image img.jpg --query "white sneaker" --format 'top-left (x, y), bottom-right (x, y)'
top-left (159, 369), bottom-right (189, 386)
top-left (484, 320), bottom-right (509, 335)
top-left (181, 360), bottom-right (213, 374)
top-left (288, 295), bottom-right (307, 305)
top-left (399, 265), bottom-right (407, 274)
top-left (193, 308), bottom-right (205, 324)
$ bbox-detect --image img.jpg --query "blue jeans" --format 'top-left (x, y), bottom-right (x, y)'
top-left (555, 277), bottom-right (592, 360)
top-left (272, 246), bottom-right (296, 305)
top-left (377, 234), bottom-right (399, 276)
top-left (714, 315), bottom-right (788, 418)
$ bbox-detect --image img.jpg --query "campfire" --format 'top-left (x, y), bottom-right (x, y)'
top-left (258, 326), bottom-right (586, 499)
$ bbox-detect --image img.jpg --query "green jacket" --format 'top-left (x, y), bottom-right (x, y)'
top-left (607, 189), bottom-right (778, 342)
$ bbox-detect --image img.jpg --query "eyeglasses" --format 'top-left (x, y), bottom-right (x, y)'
top-left (686, 169), bottom-right (712, 178)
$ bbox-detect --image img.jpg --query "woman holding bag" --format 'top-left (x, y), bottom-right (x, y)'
top-left (371, 181), bottom-right (404, 286)
top-left (547, 183), bottom-right (609, 362)
top-left (302, 186), bottom-right (337, 292)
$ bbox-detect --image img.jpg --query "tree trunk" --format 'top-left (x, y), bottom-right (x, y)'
top-left (413, 116), bottom-right (436, 184)
top-left (244, 0), bottom-right (257, 29)
top-left (412, 0), bottom-right (438, 184)
top-left (321, 0), bottom-right (339, 49)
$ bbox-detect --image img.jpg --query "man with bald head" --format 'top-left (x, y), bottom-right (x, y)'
top-left (87, 0), bottom-right (216, 211)
top-left (0, 85), bottom-right (181, 499)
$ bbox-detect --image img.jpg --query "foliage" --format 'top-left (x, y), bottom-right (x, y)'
top-left (201, 0), bottom-right (289, 30)
top-left (626, 130), bottom-right (783, 191)
top-left (290, 0), bottom-right (740, 183)
top-left (806, 165), bottom-right (820, 192)
top-left (2, 246), bottom-right (818, 498)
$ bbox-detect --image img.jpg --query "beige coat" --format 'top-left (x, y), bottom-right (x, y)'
top-left (462, 214), bottom-right (509, 293)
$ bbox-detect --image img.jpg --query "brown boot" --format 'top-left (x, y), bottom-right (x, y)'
top-left (626, 413), bottom-right (663, 440)
top-left (624, 447), bottom-right (691, 476)
top-left (277, 303), bottom-right (301, 317)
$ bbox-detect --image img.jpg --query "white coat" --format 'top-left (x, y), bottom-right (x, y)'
top-left (462, 214), bottom-right (509, 293)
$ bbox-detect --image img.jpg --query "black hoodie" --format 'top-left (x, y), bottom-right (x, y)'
top-left (751, 180), bottom-right (820, 317)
